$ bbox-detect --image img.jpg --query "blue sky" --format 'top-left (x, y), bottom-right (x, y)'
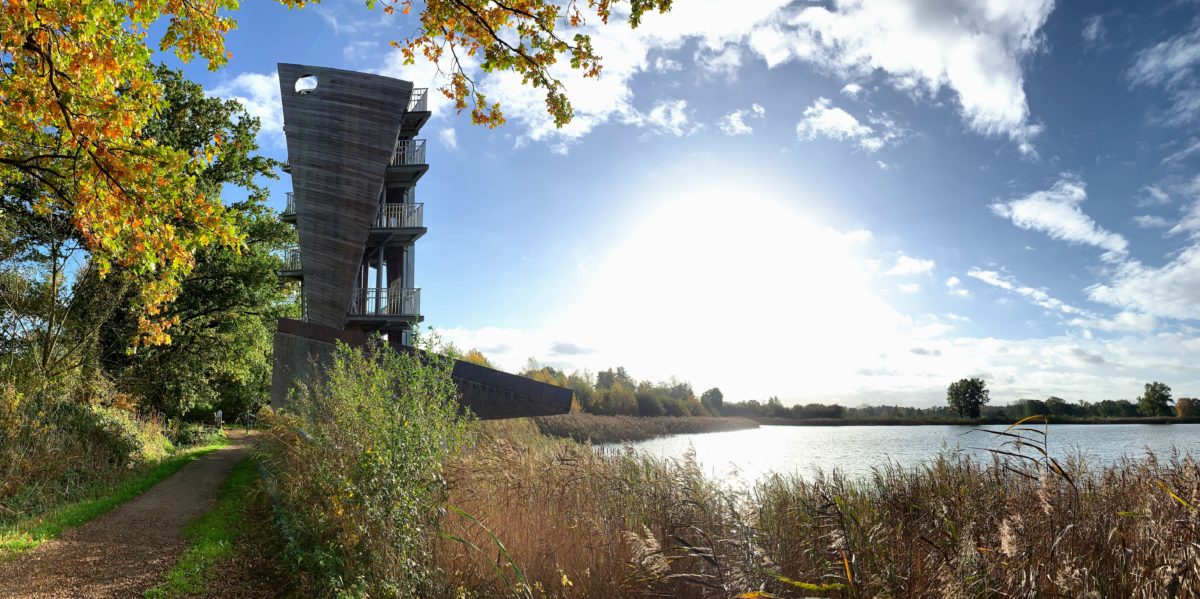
top-left (173, 0), bottom-right (1200, 406)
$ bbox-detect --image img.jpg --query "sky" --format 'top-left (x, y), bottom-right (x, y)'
top-left (170, 0), bottom-right (1200, 407)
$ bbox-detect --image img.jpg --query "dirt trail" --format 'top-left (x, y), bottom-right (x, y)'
top-left (0, 431), bottom-right (254, 598)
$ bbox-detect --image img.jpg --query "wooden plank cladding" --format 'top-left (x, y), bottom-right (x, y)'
top-left (278, 63), bottom-right (413, 329)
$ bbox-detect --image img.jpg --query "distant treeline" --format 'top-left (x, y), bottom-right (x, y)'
top-left (721, 395), bottom-right (1199, 421)
top-left (466, 351), bottom-right (1200, 422)
top-left (514, 361), bottom-right (724, 417)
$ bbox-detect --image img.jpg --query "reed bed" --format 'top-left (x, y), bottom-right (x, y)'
top-left (435, 418), bottom-right (1199, 598)
top-left (532, 413), bottom-right (759, 444)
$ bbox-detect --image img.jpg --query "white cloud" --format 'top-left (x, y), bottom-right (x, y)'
top-left (718, 103), bottom-right (766, 135)
top-left (209, 72), bottom-right (284, 149)
top-left (897, 283), bottom-right (921, 293)
top-left (1087, 244), bottom-right (1200, 321)
top-left (1082, 15), bottom-right (1106, 49)
top-left (876, 160), bottom-right (890, 170)
top-left (841, 82), bottom-right (864, 98)
top-left (438, 127), bottom-right (458, 151)
top-left (990, 176), bottom-right (1128, 260)
top-left (1129, 26), bottom-right (1200, 123)
top-left (458, 0), bottom-right (790, 151)
top-left (967, 268), bottom-right (1086, 315)
top-left (796, 97), bottom-right (903, 153)
top-left (945, 276), bottom-right (971, 297)
top-left (654, 57), bottom-right (683, 72)
top-left (1138, 185), bottom-right (1172, 207)
top-left (1068, 311), bottom-right (1158, 333)
top-left (765, 0), bottom-right (1053, 155)
top-left (1169, 184), bottom-right (1200, 237)
top-left (364, 0), bottom-right (1052, 154)
top-left (639, 99), bottom-right (701, 137)
top-left (887, 254), bottom-right (935, 276)
top-left (1161, 140), bottom-right (1200, 166)
top-left (1133, 214), bottom-right (1170, 229)
top-left (695, 44), bottom-right (743, 79)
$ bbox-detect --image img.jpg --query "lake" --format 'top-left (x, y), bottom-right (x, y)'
top-left (613, 423), bottom-right (1200, 484)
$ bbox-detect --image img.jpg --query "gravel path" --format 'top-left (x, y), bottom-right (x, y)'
top-left (0, 431), bottom-right (254, 598)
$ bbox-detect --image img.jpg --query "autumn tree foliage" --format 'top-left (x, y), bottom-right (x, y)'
top-left (0, 0), bottom-right (244, 344)
top-left (383, 0), bottom-right (673, 127)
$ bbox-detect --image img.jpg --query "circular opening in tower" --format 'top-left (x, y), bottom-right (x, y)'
top-left (295, 75), bottom-right (318, 95)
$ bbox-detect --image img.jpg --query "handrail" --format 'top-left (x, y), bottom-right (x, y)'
top-left (282, 192), bottom-right (295, 216)
top-left (408, 88), bottom-right (428, 112)
top-left (391, 139), bottom-right (426, 166)
top-left (348, 287), bottom-right (420, 316)
top-left (374, 202), bottom-right (423, 228)
top-left (281, 247), bottom-right (301, 271)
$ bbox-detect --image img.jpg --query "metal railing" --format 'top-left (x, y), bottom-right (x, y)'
top-left (408, 88), bottom-right (428, 112)
top-left (282, 192), bottom-right (296, 217)
top-left (374, 202), bottom-right (424, 228)
top-left (348, 287), bottom-right (420, 316)
top-left (391, 139), bottom-right (426, 166)
top-left (280, 247), bottom-right (302, 272)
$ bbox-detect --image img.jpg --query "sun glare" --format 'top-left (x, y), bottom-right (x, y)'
top-left (555, 184), bottom-right (913, 399)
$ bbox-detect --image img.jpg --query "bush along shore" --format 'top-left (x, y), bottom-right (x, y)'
top-left (259, 343), bottom-right (1200, 597)
top-left (531, 413), bottom-right (759, 444)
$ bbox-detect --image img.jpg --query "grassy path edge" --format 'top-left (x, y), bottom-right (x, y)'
top-left (0, 437), bottom-right (231, 557)
top-left (145, 455), bottom-right (258, 598)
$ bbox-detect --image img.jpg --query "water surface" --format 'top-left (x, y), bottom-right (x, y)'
top-left (613, 423), bottom-right (1200, 484)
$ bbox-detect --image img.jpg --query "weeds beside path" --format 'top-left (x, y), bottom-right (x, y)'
top-left (0, 431), bottom-right (254, 598)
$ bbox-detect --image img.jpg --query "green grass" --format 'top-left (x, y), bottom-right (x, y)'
top-left (0, 438), bottom-right (230, 557)
top-left (145, 456), bottom-right (258, 598)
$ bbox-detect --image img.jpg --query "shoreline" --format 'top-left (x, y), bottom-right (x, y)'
top-left (753, 416), bottom-right (1200, 427)
top-left (530, 414), bottom-right (758, 444)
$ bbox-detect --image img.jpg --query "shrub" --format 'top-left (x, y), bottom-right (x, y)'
top-left (166, 421), bottom-right (226, 447)
top-left (261, 338), bottom-right (471, 597)
top-left (1, 383), bottom-right (172, 519)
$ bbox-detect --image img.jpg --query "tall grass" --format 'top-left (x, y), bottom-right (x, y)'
top-left (261, 338), bottom-right (471, 597)
top-left (435, 418), bottom-right (1199, 597)
top-left (1, 382), bottom-right (178, 522)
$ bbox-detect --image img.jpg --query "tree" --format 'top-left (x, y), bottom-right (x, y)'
top-left (1138, 382), bottom-right (1174, 417)
top-left (1176, 397), bottom-right (1197, 420)
top-left (1, 0), bottom-right (242, 344)
top-left (1095, 399), bottom-right (1139, 418)
top-left (566, 370), bottom-right (596, 412)
top-left (946, 378), bottom-right (989, 419)
top-left (700, 387), bottom-right (724, 414)
top-left (1044, 396), bottom-right (1075, 417)
top-left (91, 67), bottom-right (290, 417)
top-left (462, 349), bottom-right (495, 368)
top-left (394, 0), bottom-right (672, 127)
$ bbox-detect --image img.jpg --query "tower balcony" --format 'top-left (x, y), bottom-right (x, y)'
top-left (386, 139), bottom-right (429, 185)
top-left (281, 192), bottom-right (296, 223)
top-left (278, 246), bottom-right (302, 278)
top-left (346, 287), bottom-right (422, 329)
top-left (368, 202), bottom-right (426, 244)
top-left (401, 88), bottom-right (430, 133)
